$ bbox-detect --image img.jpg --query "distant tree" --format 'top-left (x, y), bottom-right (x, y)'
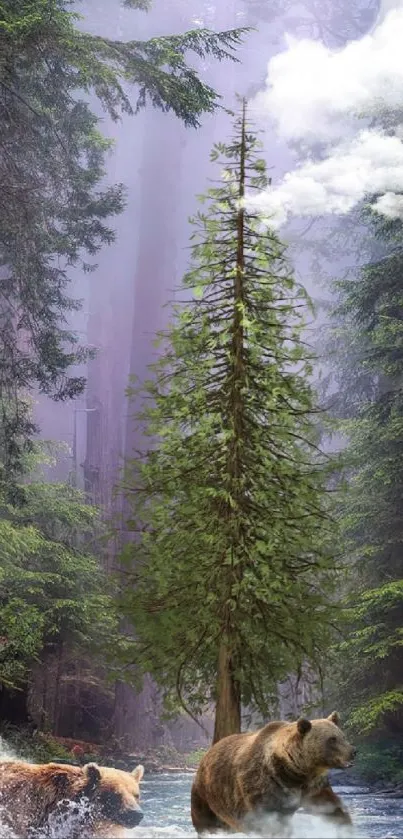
top-left (0, 442), bottom-right (119, 717)
top-left (246, 0), bottom-right (378, 43)
top-left (119, 102), bottom-right (335, 743)
top-left (0, 0), bottom-right (246, 490)
top-left (323, 205), bottom-right (403, 741)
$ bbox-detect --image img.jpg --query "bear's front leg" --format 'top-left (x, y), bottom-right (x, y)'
top-left (301, 781), bottom-right (352, 826)
top-left (191, 785), bottom-right (231, 835)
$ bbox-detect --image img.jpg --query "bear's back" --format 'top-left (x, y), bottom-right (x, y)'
top-left (195, 722), bottom-right (287, 792)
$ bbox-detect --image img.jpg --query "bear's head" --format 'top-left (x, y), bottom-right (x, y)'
top-left (81, 762), bottom-right (145, 827)
top-left (293, 712), bottom-right (356, 774)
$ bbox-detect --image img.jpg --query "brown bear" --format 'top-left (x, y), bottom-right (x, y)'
top-left (191, 712), bottom-right (356, 835)
top-left (0, 759), bottom-right (144, 837)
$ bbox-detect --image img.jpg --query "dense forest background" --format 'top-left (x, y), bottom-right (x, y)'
top-left (1, 0), bottom-right (402, 784)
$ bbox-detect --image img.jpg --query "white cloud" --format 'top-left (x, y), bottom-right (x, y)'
top-left (248, 0), bottom-right (403, 226)
top-left (374, 191), bottom-right (403, 218)
top-left (253, 1), bottom-right (403, 143)
top-left (247, 131), bottom-right (403, 228)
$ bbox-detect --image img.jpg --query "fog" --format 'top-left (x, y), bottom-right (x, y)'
top-left (32, 0), bottom-right (384, 748)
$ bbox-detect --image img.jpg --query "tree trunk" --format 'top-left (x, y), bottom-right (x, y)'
top-left (53, 642), bottom-right (63, 735)
top-left (211, 100), bottom-right (247, 747)
top-left (212, 641), bottom-right (241, 744)
top-left (41, 660), bottom-right (48, 730)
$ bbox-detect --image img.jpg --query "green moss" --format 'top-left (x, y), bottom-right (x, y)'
top-left (0, 725), bottom-right (72, 763)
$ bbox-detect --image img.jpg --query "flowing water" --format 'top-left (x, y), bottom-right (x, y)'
top-left (0, 770), bottom-right (402, 837)
top-left (133, 774), bottom-right (402, 839)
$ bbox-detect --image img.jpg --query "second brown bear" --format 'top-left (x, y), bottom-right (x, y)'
top-left (191, 712), bottom-right (356, 835)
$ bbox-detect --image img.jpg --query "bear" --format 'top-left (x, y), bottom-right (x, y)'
top-left (191, 712), bottom-right (356, 836)
top-left (0, 759), bottom-right (144, 837)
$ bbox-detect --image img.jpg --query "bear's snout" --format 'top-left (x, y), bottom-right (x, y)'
top-left (119, 806), bottom-right (144, 827)
top-left (341, 744), bottom-right (356, 768)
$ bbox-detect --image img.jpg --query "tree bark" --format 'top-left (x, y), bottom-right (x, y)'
top-left (213, 100), bottom-right (247, 746)
top-left (53, 642), bottom-right (63, 735)
top-left (212, 642), bottom-right (241, 744)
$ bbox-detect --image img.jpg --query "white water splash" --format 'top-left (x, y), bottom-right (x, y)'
top-left (34, 798), bottom-right (95, 839)
top-left (0, 736), bottom-right (20, 761)
top-left (128, 811), bottom-right (361, 838)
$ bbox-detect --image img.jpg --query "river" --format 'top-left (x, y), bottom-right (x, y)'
top-left (132, 773), bottom-right (403, 838)
top-left (1, 769), bottom-right (401, 837)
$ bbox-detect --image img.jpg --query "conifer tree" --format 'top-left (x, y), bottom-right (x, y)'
top-left (120, 102), bottom-right (334, 743)
top-left (0, 444), bottom-right (119, 694)
top-left (0, 0), bottom-right (246, 489)
top-left (323, 206), bottom-right (403, 741)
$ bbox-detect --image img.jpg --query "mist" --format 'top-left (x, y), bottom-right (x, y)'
top-left (2, 0), bottom-right (403, 835)
top-left (30, 0), bottom-right (382, 752)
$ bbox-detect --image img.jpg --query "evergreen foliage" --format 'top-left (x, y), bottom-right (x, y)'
top-left (119, 103), bottom-right (335, 742)
top-left (324, 208), bottom-right (403, 739)
top-left (0, 443), bottom-right (118, 691)
top-left (0, 0), bottom-right (246, 487)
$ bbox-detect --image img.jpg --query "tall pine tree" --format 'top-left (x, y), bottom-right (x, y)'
top-left (120, 102), bottom-right (335, 743)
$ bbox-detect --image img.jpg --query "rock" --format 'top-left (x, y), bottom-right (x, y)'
top-left (159, 765), bottom-right (195, 774)
top-left (382, 784), bottom-right (403, 798)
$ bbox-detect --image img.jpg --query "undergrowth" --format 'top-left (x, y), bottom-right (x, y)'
top-left (354, 741), bottom-right (403, 785)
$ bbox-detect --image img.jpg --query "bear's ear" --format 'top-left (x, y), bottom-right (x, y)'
top-left (132, 764), bottom-right (144, 783)
top-left (83, 763), bottom-right (101, 792)
top-left (328, 711), bottom-right (340, 727)
top-left (297, 717), bottom-right (312, 737)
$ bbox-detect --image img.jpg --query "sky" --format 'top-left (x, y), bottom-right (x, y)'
top-left (247, 0), bottom-right (403, 227)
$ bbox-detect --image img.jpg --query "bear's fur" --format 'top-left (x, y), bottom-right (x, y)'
top-left (0, 759), bottom-right (144, 837)
top-left (191, 712), bottom-right (356, 835)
